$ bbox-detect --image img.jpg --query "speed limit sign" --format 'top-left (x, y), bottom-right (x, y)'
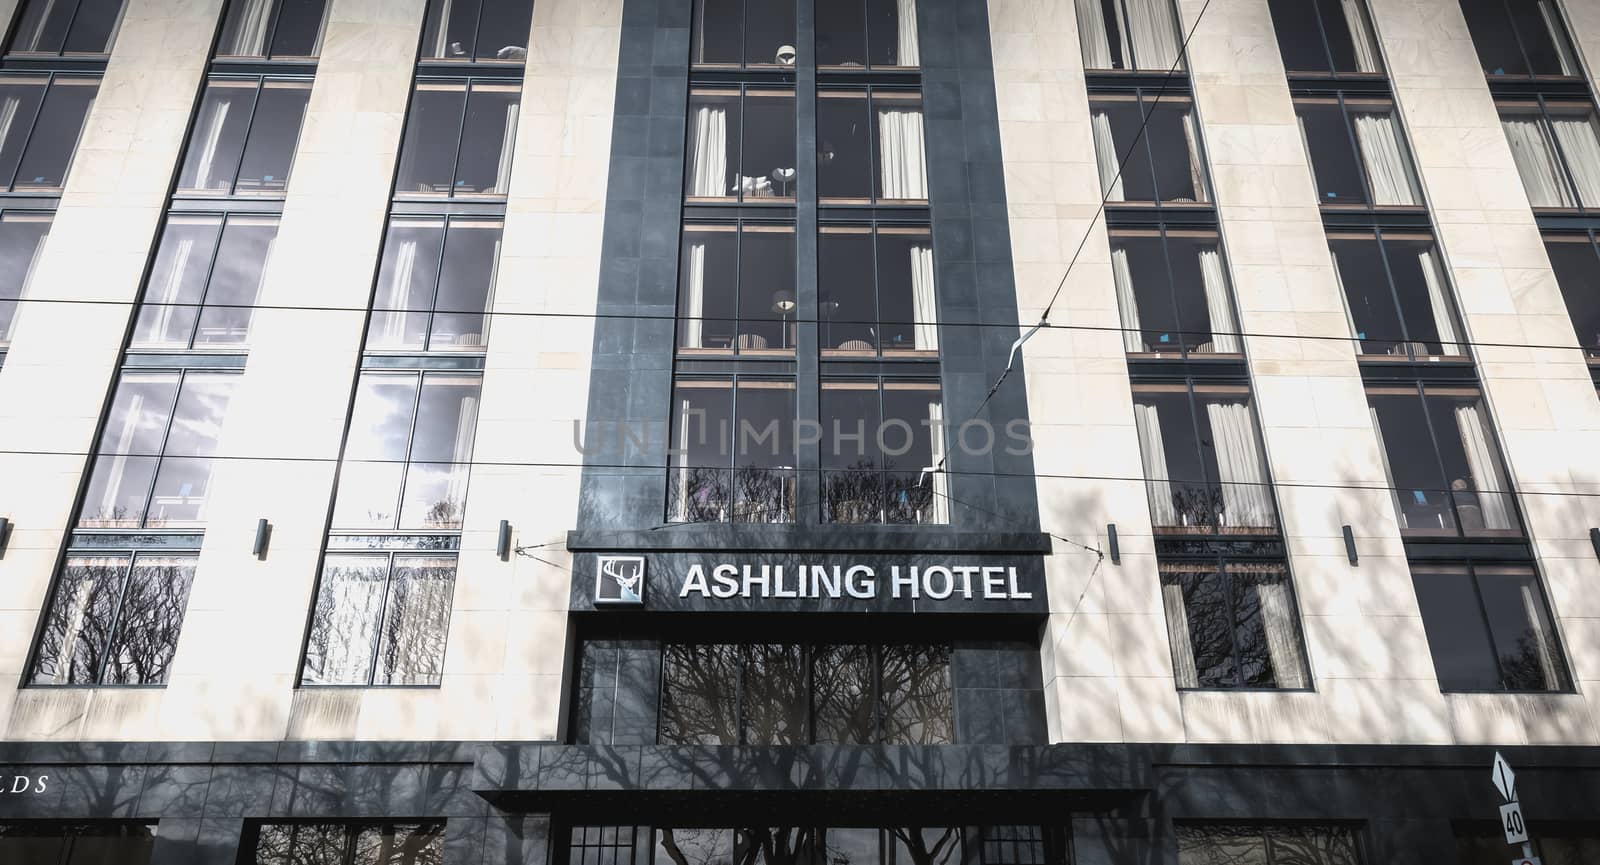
top-left (1500, 801), bottom-right (1529, 844)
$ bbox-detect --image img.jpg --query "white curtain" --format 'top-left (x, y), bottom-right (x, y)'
top-left (1133, 402), bottom-right (1178, 526)
top-left (926, 402), bottom-right (949, 523)
top-left (1091, 110), bottom-right (1124, 201)
top-left (673, 398), bottom-right (692, 520)
top-left (49, 576), bottom-right (97, 682)
top-left (223, 0), bottom-right (272, 55)
top-left (1205, 401), bottom-right (1275, 529)
top-left (0, 96), bottom-right (20, 159)
top-left (1520, 584), bottom-right (1560, 688)
top-left (1161, 581), bottom-right (1199, 687)
top-left (191, 99), bottom-right (231, 190)
top-left (1537, 0), bottom-right (1578, 77)
top-left (493, 103), bottom-right (520, 194)
top-left (910, 244), bottom-right (938, 350)
top-left (98, 394), bottom-right (145, 522)
top-left (1181, 112), bottom-right (1209, 202)
top-left (1354, 113), bottom-right (1420, 206)
top-left (1331, 253), bottom-right (1364, 352)
top-left (316, 568), bottom-right (386, 683)
top-left (1120, 0), bottom-right (1182, 70)
top-left (1417, 249), bottom-right (1460, 355)
top-left (1198, 248), bottom-right (1239, 353)
top-left (878, 109), bottom-right (928, 199)
top-left (1111, 247), bottom-right (1144, 352)
top-left (684, 242), bottom-right (705, 348)
top-left (379, 241), bottom-right (418, 346)
top-left (147, 239), bottom-right (194, 344)
top-left (687, 105), bottom-right (728, 197)
top-left (1341, 0), bottom-right (1381, 73)
top-left (431, 0), bottom-right (454, 57)
top-left (896, 0), bottom-right (920, 65)
top-left (444, 396), bottom-right (479, 508)
top-left (1257, 578), bottom-right (1308, 688)
top-left (1502, 118), bottom-right (1575, 208)
top-left (20, 0), bottom-right (58, 51)
top-left (1454, 405), bottom-right (1515, 530)
top-left (1550, 116), bottom-right (1600, 208)
top-left (1074, 0), bottom-right (1114, 68)
top-left (1368, 406), bottom-right (1407, 528)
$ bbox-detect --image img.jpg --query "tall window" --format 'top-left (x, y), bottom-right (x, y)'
top-left (1108, 228), bottom-right (1240, 357)
top-left (241, 823), bottom-right (445, 864)
top-left (368, 216), bottom-right (501, 352)
top-left (176, 78), bottom-right (311, 196)
top-left (29, 553), bottom-right (198, 685)
top-left (0, 823), bottom-right (156, 864)
top-left (1177, 826), bottom-right (1360, 865)
top-left (215, 0), bottom-right (329, 60)
top-left (1458, 0), bottom-right (1579, 78)
top-left (667, 376), bottom-right (796, 524)
top-left (686, 87), bottom-right (797, 202)
top-left (1073, 0), bottom-right (1184, 71)
top-left (1089, 92), bottom-right (1209, 207)
top-left (690, 0), bottom-right (799, 68)
top-left (678, 223), bottom-right (797, 353)
top-left (1500, 99), bottom-right (1600, 211)
top-left (0, 210), bottom-right (50, 346)
top-left (1131, 383), bottom-right (1277, 534)
top-left (1266, 0), bottom-right (1383, 75)
top-left (4, 0), bottom-right (125, 56)
top-left (821, 379), bottom-right (945, 525)
top-left (818, 90), bottom-right (927, 203)
top-left (1329, 230), bottom-right (1465, 360)
top-left (129, 214), bottom-right (279, 349)
top-left (302, 552), bottom-right (457, 685)
top-left (0, 73), bottom-right (99, 192)
top-left (1161, 554), bottom-right (1310, 689)
top-left (419, 0), bottom-right (532, 63)
top-left (818, 225), bottom-right (937, 356)
top-left (1543, 232), bottom-right (1600, 358)
top-left (1295, 96), bottom-right (1422, 208)
top-left (816, 0), bottom-right (919, 68)
top-left (1412, 562), bottom-right (1570, 692)
top-left (1366, 384), bottom-right (1520, 538)
top-left (394, 79), bottom-right (521, 198)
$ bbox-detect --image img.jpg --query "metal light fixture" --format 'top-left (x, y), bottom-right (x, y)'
top-left (498, 520), bottom-right (513, 561)
top-left (252, 519), bottom-right (272, 560)
top-left (1591, 527), bottom-right (1600, 564)
top-left (1106, 523), bottom-right (1120, 565)
top-left (0, 517), bottom-right (10, 559)
top-left (1343, 524), bottom-right (1358, 565)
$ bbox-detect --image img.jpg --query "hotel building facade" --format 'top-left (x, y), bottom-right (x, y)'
top-left (0, 0), bottom-right (1598, 861)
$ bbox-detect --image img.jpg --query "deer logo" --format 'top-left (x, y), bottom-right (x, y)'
top-left (595, 555), bottom-right (645, 604)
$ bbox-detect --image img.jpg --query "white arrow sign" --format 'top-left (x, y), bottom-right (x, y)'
top-left (1492, 751), bottom-right (1517, 802)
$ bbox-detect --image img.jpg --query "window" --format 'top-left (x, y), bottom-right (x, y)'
top-left (215, 0), bottom-right (328, 59)
top-left (241, 822), bottom-right (445, 864)
top-left (1458, 0), bottom-right (1579, 78)
top-left (1543, 232), bottom-right (1600, 358)
top-left (420, 0), bottom-right (532, 63)
top-left (1412, 562), bottom-right (1570, 692)
top-left (1500, 100), bottom-right (1600, 210)
top-left (821, 379), bottom-right (946, 524)
top-left (367, 216), bottom-right (500, 352)
top-left (30, 554), bottom-right (199, 684)
top-left (0, 211), bottom-right (50, 346)
top-left (667, 376), bottom-right (796, 523)
top-left (1266, 0), bottom-right (1382, 75)
top-left (816, 0), bottom-right (920, 68)
top-left (79, 371), bottom-right (237, 528)
top-left (1132, 384), bottom-right (1277, 533)
top-left (1366, 384), bottom-right (1520, 537)
top-left (176, 78), bottom-right (311, 196)
top-left (0, 823), bottom-right (156, 864)
top-left (1177, 826), bottom-right (1360, 865)
top-left (1329, 231), bottom-right (1465, 360)
top-left (677, 223), bottom-right (796, 353)
top-left (330, 371), bottom-right (481, 531)
top-left (129, 214), bottom-right (279, 349)
top-left (658, 643), bottom-right (952, 745)
top-left (644, 828), bottom-right (979, 865)
top-left (690, 0), bottom-right (798, 68)
top-left (1089, 92), bottom-right (1209, 206)
top-left (1073, 0), bottom-right (1183, 71)
top-left (818, 90), bottom-right (927, 202)
top-left (1295, 96), bottom-right (1421, 208)
top-left (1161, 557), bottom-right (1310, 689)
top-left (686, 88), bottom-right (798, 202)
top-left (394, 79), bottom-right (520, 198)
top-left (818, 225), bottom-right (937, 356)
top-left (301, 553), bottom-right (457, 685)
top-left (5, 0), bottom-right (124, 56)
top-left (0, 74), bottom-right (99, 192)
top-left (1108, 228), bottom-right (1240, 357)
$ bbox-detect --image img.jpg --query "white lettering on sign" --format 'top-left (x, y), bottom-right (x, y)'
top-left (0, 774), bottom-right (48, 794)
top-left (678, 563), bottom-right (1034, 601)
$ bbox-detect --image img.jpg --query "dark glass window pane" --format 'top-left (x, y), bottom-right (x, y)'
top-left (1421, 388), bottom-right (1519, 535)
top-left (195, 216), bottom-right (277, 345)
top-left (819, 229), bottom-right (876, 349)
top-left (1505, 0), bottom-right (1579, 76)
top-left (1476, 567), bottom-right (1569, 691)
top-left (422, 0), bottom-right (480, 59)
top-left (1164, 233), bottom-right (1233, 354)
top-left (370, 218), bottom-right (447, 352)
top-left (100, 556), bottom-right (198, 684)
top-left (132, 216), bottom-right (221, 348)
top-left (31, 556), bottom-right (129, 684)
top-left (1383, 234), bottom-right (1461, 356)
top-left (0, 212), bottom-right (51, 344)
top-left (732, 379), bottom-right (795, 522)
top-left (1545, 235), bottom-right (1600, 353)
top-left (0, 823), bottom-right (156, 865)
top-left (816, 0), bottom-right (865, 66)
top-left (0, 77), bottom-right (48, 188)
top-left (1459, 0), bottom-right (1526, 76)
top-left (819, 829), bottom-right (878, 865)
top-left (248, 822), bottom-right (444, 864)
top-left (822, 381), bottom-right (882, 523)
top-left (177, 80), bottom-right (259, 193)
top-left (868, 0), bottom-right (917, 66)
top-left (656, 828), bottom-right (735, 865)
top-left (888, 829), bottom-right (961, 865)
top-left (1114, 233), bottom-right (1178, 353)
top-left (872, 95), bottom-right (926, 201)
top-left (1268, 0), bottom-right (1333, 73)
top-left (736, 227), bottom-right (795, 350)
top-left (476, 0), bottom-right (533, 61)
top-left (876, 229), bottom-right (935, 354)
top-left (1134, 389), bottom-right (1216, 529)
top-left (881, 384), bottom-right (939, 524)
top-left (147, 373), bottom-right (236, 526)
top-left (742, 644), bottom-right (806, 744)
top-left (679, 226), bottom-right (737, 350)
top-left (63, 0), bottom-right (125, 54)
top-left (818, 94), bottom-right (872, 201)
top-left (373, 557), bottom-right (457, 685)
top-left (813, 644), bottom-right (874, 743)
top-left (1228, 564), bottom-right (1307, 688)
top-left (1320, 0), bottom-right (1380, 73)
top-left (8, 0), bottom-right (125, 54)
top-left (1297, 101), bottom-right (1367, 205)
top-left (11, 76), bottom-right (98, 191)
top-left (302, 555), bottom-right (389, 684)
top-left (1092, 98), bottom-right (1156, 201)
top-left (660, 643), bottom-right (741, 744)
top-left (234, 81), bottom-right (310, 195)
top-left (1145, 100), bottom-right (1207, 203)
top-left (741, 91), bottom-right (796, 200)
top-left (271, 0), bottom-right (329, 57)
top-left (1331, 234), bottom-right (1401, 356)
top-left (1413, 565), bottom-right (1504, 691)
top-left (454, 83), bottom-right (519, 195)
top-left (399, 374), bottom-right (480, 529)
top-left (692, 0), bottom-right (744, 65)
top-left (430, 218), bottom-right (500, 350)
top-left (395, 83), bottom-right (468, 195)
top-left (1368, 388), bottom-right (1456, 534)
top-left (669, 379), bottom-right (733, 522)
top-left (219, 0), bottom-right (327, 57)
top-left (744, 0), bottom-right (796, 67)
top-left (333, 373), bottom-right (420, 529)
top-left (1177, 825), bottom-right (1359, 865)
top-left (880, 644), bottom-right (952, 743)
top-left (1164, 564), bottom-right (1238, 687)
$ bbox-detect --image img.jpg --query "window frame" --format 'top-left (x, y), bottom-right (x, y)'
top-left (1131, 379), bottom-right (1280, 536)
top-left (1458, 0), bottom-right (1582, 80)
top-left (677, 219), bottom-right (798, 356)
top-left (1088, 87), bottom-right (1213, 210)
top-left (212, 0), bottom-right (330, 61)
top-left (817, 221), bottom-right (938, 358)
top-left (1328, 227), bottom-right (1468, 362)
top-left (127, 210), bottom-right (281, 351)
top-left (1293, 92), bottom-right (1424, 212)
top-left (1266, 0), bottom-right (1385, 78)
top-left (1174, 823), bottom-right (1364, 865)
top-left (0, 71), bottom-right (100, 193)
top-left (819, 376), bottom-right (945, 525)
top-left (1159, 553), bottom-right (1312, 692)
top-left (298, 550), bottom-right (459, 687)
top-left (241, 821), bottom-right (448, 863)
top-left (417, 0), bottom-right (533, 65)
top-left (365, 212), bottom-right (503, 355)
top-left (1410, 560), bottom-right (1572, 693)
top-left (1075, 0), bottom-right (1187, 73)
top-left (1498, 95), bottom-right (1600, 214)
top-left (392, 76), bottom-right (522, 201)
top-left (1107, 225), bottom-right (1243, 360)
top-left (816, 85), bottom-right (927, 205)
top-left (0, 207), bottom-right (52, 347)
top-left (1541, 229), bottom-right (1600, 362)
top-left (174, 75), bottom-right (312, 198)
top-left (666, 373), bottom-right (799, 524)
top-left (3, 0), bottom-right (127, 58)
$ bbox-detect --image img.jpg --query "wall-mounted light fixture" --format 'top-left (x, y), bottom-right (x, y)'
top-left (1106, 524), bottom-right (1120, 565)
top-left (0, 517), bottom-right (10, 559)
top-left (252, 519), bottom-right (272, 560)
top-left (1342, 524), bottom-right (1358, 565)
top-left (1591, 527), bottom-right (1600, 565)
top-left (498, 520), bottom-right (513, 561)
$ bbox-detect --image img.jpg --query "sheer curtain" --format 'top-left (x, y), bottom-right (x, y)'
top-left (1331, 254), bottom-right (1365, 352)
top-left (1502, 118), bottom-right (1575, 207)
top-left (1342, 0), bottom-right (1381, 73)
top-left (926, 402), bottom-right (949, 523)
top-left (377, 241), bottom-right (418, 346)
top-left (683, 242), bottom-right (706, 348)
top-left (19, 0), bottom-right (58, 51)
top-left (910, 244), bottom-right (938, 350)
top-left (896, 0), bottom-right (920, 65)
top-left (0, 95), bottom-right (20, 158)
top-left (1368, 406), bottom-right (1407, 528)
top-left (191, 100), bottom-right (231, 190)
top-left (1181, 113), bottom-right (1209, 202)
top-left (493, 103), bottom-right (520, 194)
top-left (1122, 0), bottom-right (1182, 69)
top-left (146, 239), bottom-right (195, 345)
top-left (1133, 402), bottom-right (1177, 526)
top-left (1198, 248), bottom-right (1239, 353)
top-left (1111, 247), bottom-right (1144, 352)
top-left (1255, 576), bottom-right (1308, 688)
top-left (1354, 113), bottom-right (1420, 205)
top-left (2, 230), bottom-right (48, 341)
top-left (687, 105), bottom-right (728, 197)
top-left (222, 0), bottom-right (273, 55)
top-left (97, 393), bottom-right (145, 523)
top-left (879, 108), bottom-right (928, 199)
top-left (1550, 115), bottom-right (1600, 207)
top-left (1205, 401), bottom-right (1274, 529)
top-left (1417, 249), bottom-right (1461, 354)
top-left (1074, 0), bottom-right (1113, 68)
top-left (1454, 404), bottom-right (1514, 530)
top-left (431, 0), bottom-right (455, 57)
top-left (1091, 111), bottom-right (1124, 201)
top-left (1519, 584), bottom-right (1560, 688)
top-left (443, 395), bottom-right (479, 512)
top-left (1161, 578), bottom-right (1199, 687)
top-left (1537, 0), bottom-right (1579, 77)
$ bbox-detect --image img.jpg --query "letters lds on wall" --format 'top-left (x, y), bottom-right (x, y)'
top-left (0, 774), bottom-right (48, 794)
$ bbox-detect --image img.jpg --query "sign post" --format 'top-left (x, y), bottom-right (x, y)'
top-left (1491, 752), bottom-right (1537, 864)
